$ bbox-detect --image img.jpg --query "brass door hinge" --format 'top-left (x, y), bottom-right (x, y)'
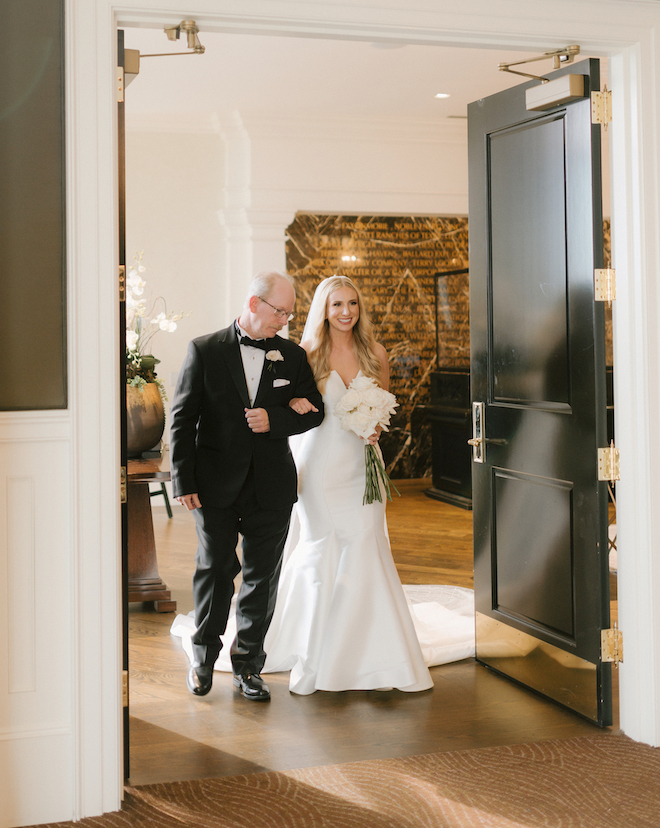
top-left (120, 466), bottom-right (127, 504)
top-left (598, 442), bottom-right (620, 482)
top-left (117, 66), bottom-right (124, 103)
top-left (591, 87), bottom-right (611, 127)
top-left (119, 265), bottom-right (126, 302)
top-left (601, 624), bottom-right (623, 666)
top-left (594, 267), bottom-right (616, 305)
top-left (122, 670), bottom-right (129, 707)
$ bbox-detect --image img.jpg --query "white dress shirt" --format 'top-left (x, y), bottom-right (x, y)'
top-left (236, 321), bottom-right (265, 406)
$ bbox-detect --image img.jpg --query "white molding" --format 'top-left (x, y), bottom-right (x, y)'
top-left (7, 477), bottom-right (37, 694)
top-left (126, 111), bottom-right (468, 143)
top-left (0, 411), bottom-right (70, 425)
top-left (0, 725), bottom-right (72, 741)
top-left (126, 111), bottom-right (219, 133)
top-left (247, 209), bottom-right (298, 239)
top-left (66, 0), bottom-right (123, 820)
top-left (0, 411), bottom-right (71, 442)
top-left (249, 188), bottom-right (469, 217)
top-left (112, 1), bottom-right (654, 51)
top-left (610, 39), bottom-right (660, 744)
top-left (217, 110), bottom-right (254, 314)
top-left (241, 114), bottom-right (467, 144)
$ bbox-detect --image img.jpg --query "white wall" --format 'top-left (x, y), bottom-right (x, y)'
top-left (125, 127), bottom-right (225, 406)
top-left (245, 115), bottom-right (468, 216)
top-left (125, 111), bottom-right (469, 413)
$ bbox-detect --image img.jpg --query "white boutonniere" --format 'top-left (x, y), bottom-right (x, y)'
top-left (266, 349), bottom-right (284, 371)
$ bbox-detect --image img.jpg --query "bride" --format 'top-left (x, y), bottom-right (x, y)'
top-left (172, 275), bottom-right (474, 694)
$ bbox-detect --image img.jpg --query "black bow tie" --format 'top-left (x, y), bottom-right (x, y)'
top-left (239, 335), bottom-right (269, 350)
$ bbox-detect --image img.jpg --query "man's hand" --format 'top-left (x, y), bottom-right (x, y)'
top-left (245, 407), bottom-right (270, 433)
top-left (289, 397), bottom-right (319, 415)
top-left (176, 493), bottom-right (201, 511)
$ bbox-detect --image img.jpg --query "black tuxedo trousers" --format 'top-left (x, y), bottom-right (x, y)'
top-left (191, 466), bottom-right (292, 673)
top-left (169, 325), bottom-right (324, 673)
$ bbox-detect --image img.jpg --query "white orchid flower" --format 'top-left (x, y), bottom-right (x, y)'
top-left (127, 268), bottom-right (146, 296)
top-left (126, 330), bottom-right (139, 349)
top-left (151, 312), bottom-right (178, 333)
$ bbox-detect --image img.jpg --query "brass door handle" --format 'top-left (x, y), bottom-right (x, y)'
top-left (467, 438), bottom-right (482, 447)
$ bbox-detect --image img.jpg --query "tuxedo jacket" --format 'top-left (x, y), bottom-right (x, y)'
top-left (169, 324), bottom-right (324, 510)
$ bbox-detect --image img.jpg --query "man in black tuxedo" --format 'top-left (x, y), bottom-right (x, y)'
top-left (170, 271), bottom-right (324, 700)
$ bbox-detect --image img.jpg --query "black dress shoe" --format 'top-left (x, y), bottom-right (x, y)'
top-left (187, 664), bottom-right (213, 696)
top-left (233, 672), bottom-right (270, 701)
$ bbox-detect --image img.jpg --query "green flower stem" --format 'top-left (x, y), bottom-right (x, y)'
top-left (363, 444), bottom-right (401, 505)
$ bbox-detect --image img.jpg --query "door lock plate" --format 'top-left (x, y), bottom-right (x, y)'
top-left (469, 402), bottom-right (485, 463)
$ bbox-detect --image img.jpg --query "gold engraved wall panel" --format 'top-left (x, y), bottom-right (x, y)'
top-left (286, 214), bottom-right (469, 479)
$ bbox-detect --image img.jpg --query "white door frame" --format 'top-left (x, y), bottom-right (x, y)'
top-left (66, 0), bottom-right (660, 819)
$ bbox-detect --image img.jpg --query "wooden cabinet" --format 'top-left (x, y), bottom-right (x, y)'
top-left (425, 369), bottom-right (472, 509)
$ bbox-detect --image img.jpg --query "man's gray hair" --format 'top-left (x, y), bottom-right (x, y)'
top-left (244, 271), bottom-right (295, 308)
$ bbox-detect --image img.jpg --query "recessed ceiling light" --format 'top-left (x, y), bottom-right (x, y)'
top-left (435, 92), bottom-right (451, 99)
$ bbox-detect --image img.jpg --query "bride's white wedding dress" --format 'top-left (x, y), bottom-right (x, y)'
top-left (171, 370), bottom-right (475, 694)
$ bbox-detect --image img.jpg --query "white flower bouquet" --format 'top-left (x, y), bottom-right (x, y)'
top-left (334, 375), bottom-right (400, 504)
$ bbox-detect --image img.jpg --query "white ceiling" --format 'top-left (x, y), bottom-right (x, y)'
top-left (123, 27), bottom-right (599, 122)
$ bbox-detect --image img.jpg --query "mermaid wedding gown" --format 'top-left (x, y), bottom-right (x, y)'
top-left (171, 370), bottom-right (475, 694)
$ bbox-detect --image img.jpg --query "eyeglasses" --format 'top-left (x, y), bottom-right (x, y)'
top-left (259, 297), bottom-right (294, 322)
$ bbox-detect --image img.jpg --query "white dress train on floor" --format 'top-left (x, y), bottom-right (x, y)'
top-left (171, 371), bottom-right (475, 694)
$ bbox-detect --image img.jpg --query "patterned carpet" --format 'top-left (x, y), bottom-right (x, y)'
top-left (31, 735), bottom-right (660, 828)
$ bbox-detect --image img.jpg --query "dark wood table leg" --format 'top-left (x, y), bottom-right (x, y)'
top-left (127, 481), bottom-right (176, 612)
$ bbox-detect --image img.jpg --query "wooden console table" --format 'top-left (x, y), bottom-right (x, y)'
top-left (127, 452), bottom-right (176, 612)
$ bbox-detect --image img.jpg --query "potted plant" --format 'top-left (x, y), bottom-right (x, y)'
top-left (125, 252), bottom-right (188, 457)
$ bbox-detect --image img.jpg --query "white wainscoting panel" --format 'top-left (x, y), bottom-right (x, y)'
top-left (0, 413), bottom-right (73, 826)
top-left (7, 477), bottom-right (36, 694)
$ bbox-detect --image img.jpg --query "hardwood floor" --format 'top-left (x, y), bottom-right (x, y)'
top-left (127, 479), bottom-right (618, 786)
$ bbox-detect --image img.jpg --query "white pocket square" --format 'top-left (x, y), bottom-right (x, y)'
top-left (273, 378), bottom-right (290, 387)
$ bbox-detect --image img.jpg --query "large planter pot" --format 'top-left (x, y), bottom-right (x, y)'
top-left (126, 383), bottom-right (165, 458)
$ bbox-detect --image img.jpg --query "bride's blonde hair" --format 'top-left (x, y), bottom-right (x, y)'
top-left (302, 276), bottom-right (382, 391)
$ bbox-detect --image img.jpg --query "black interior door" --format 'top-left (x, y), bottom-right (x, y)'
top-left (118, 29), bottom-right (130, 776)
top-left (468, 58), bottom-right (611, 725)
